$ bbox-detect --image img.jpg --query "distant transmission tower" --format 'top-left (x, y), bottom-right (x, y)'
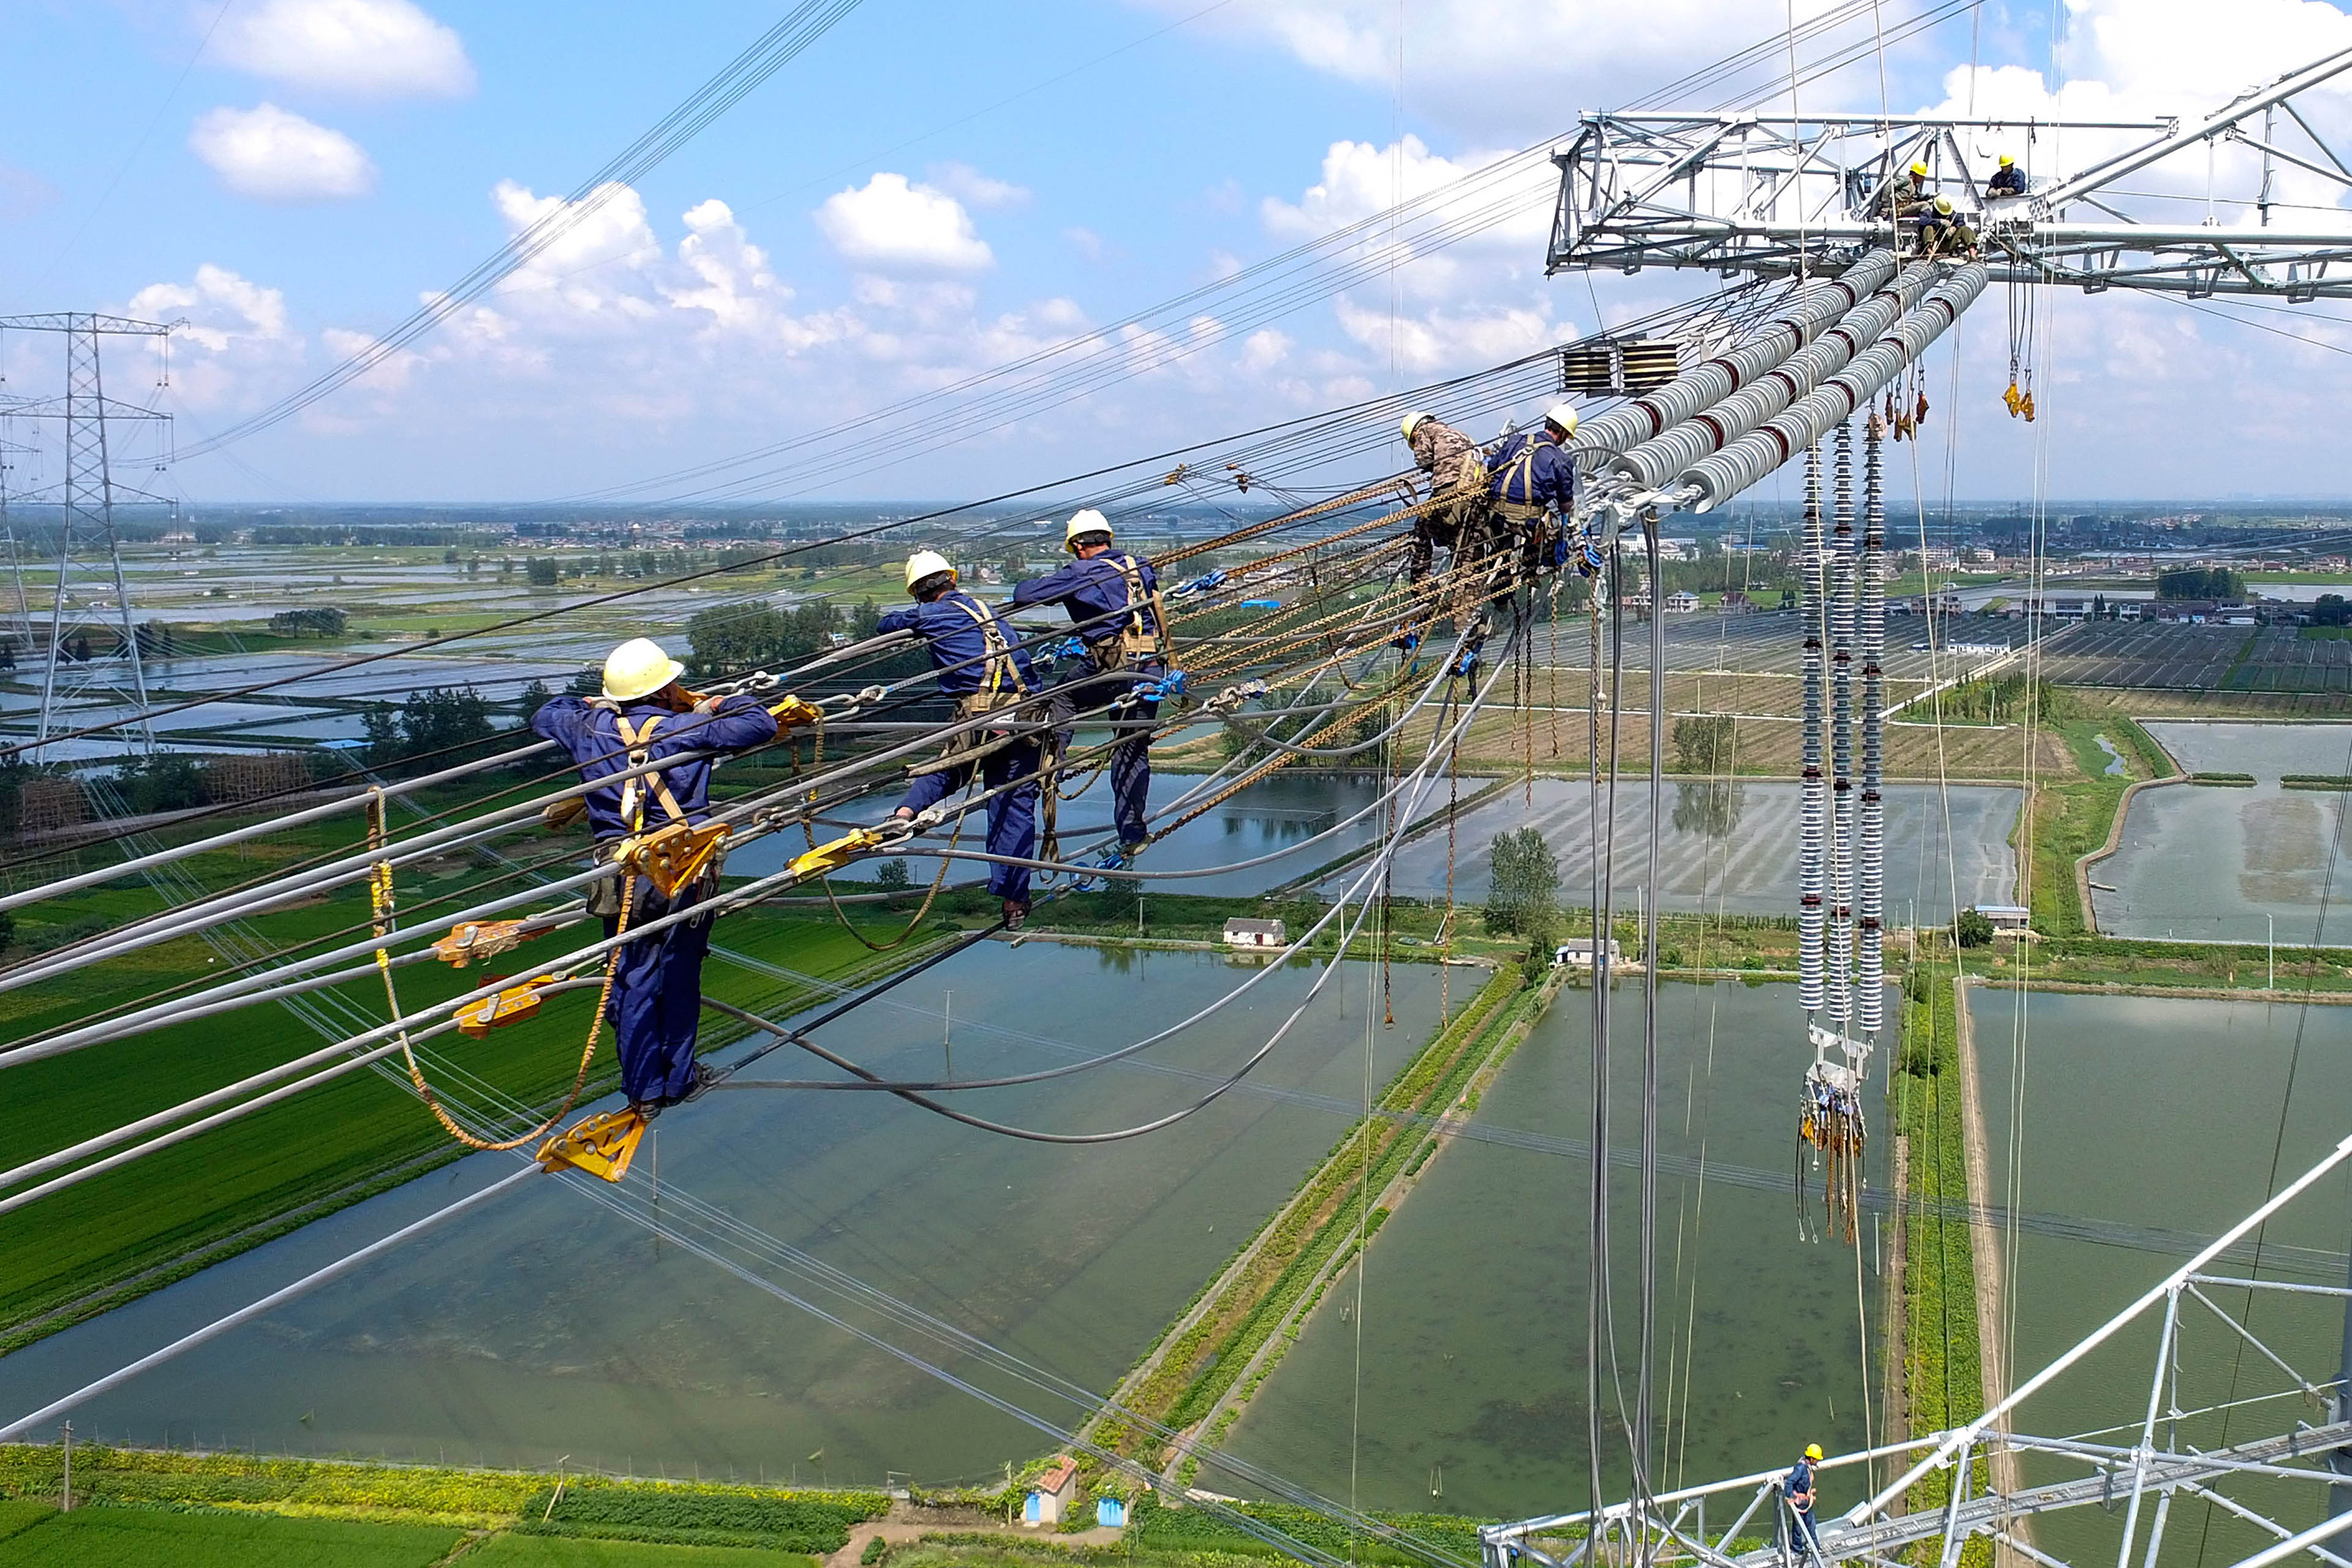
top-left (0, 314), bottom-right (177, 757)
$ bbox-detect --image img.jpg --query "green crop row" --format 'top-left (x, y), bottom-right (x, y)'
top-left (0, 1444), bottom-right (886, 1536)
top-left (1131, 1492), bottom-right (1483, 1566)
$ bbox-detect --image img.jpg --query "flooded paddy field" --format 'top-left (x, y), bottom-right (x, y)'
top-left (1219, 980), bottom-right (1886, 1521)
top-left (1342, 777), bottom-right (2019, 919)
top-left (2092, 722), bottom-right (2352, 943)
top-left (1967, 987), bottom-right (2352, 1567)
top-left (0, 948), bottom-right (1442, 1485)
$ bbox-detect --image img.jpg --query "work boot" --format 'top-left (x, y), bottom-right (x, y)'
top-left (1001, 897), bottom-right (1029, 930)
top-left (669, 1060), bottom-right (720, 1107)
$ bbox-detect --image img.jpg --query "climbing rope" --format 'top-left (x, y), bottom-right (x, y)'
top-left (366, 787), bottom-right (623, 1153)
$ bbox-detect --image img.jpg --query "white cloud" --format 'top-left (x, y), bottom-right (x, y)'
top-left (214, 0), bottom-right (475, 99)
top-left (189, 104), bottom-right (375, 202)
top-left (1063, 226), bottom-right (1107, 261)
top-left (123, 264), bottom-right (301, 410)
top-left (927, 162), bottom-right (1031, 210)
top-left (815, 173), bottom-right (993, 271)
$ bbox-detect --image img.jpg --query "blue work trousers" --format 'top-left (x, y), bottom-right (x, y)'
top-left (602, 873), bottom-right (713, 1107)
top-left (1789, 1506), bottom-right (1822, 1560)
top-left (1052, 657), bottom-right (1160, 846)
top-left (896, 736), bottom-right (1042, 904)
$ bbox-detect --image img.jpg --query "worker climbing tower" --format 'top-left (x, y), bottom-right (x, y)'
top-left (0, 314), bottom-right (177, 756)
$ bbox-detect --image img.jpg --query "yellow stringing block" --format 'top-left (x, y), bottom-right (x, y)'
top-left (434, 919), bottom-right (529, 968)
top-left (627, 819), bottom-right (732, 897)
top-left (788, 826), bottom-right (886, 881)
top-left (768, 694), bottom-right (823, 729)
top-left (537, 1108), bottom-right (647, 1183)
top-left (455, 974), bottom-right (557, 1037)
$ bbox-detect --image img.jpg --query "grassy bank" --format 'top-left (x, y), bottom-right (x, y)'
top-left (1891, 963), bottom-right (1988, 1565)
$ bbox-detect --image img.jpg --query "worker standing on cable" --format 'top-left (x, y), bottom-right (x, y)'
top-left (1011, 510), bottom-right (1165, 856)
top-left (1987, 153), bottom-right (2026, 198)
top-left (881, 551), bottom-right (1044, 929)
top-left (1485, 404), bottom-right (1578, 572)
top-left (1400, 411), bottom-right (1487, 580)
top-left (1785, 1442), bottom-right (1826, 1562)
top-left (532, 638), bottom-right (777, 1114)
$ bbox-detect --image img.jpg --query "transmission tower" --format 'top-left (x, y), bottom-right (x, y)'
top-left (0, 314), bottom-right (176, 756)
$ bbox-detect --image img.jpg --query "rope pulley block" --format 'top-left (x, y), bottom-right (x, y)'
top-left (537, 1107), bottom-right (648, 1183)
top-left (455, 974), bottom-right (561, 1037)
top-left (767, 694), bottom-right (823, 728)
top-left (432, 919), bottom-right (530, 968)
top-left (623, 818), bottom-right (732, 898)
top-left (788, 823), bottom-right (902, 881)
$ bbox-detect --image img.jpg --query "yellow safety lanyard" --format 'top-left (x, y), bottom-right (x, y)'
top-left (1107, 553), bottom-right (1151, 640)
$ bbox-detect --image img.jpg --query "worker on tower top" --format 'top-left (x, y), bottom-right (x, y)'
top-left (1400, 411), bottom-right (1489, 581)
top-left (1873, 160), bottom-right (1934, 221)
top-left (1988, 153), bottom-right (2027, 198)
top-left (1917, 195), bottom-right (1979, 260)
top-left (1011, 510), bottom-right (1166, 854)
top-left (532, 638), bottom-right (778, 1114)
top-left (1484, 405), bottom-right (1577, 567)
top-left (1785, 1442), bottom-right (1826, 1562)
top-left (881, 551), bottom-right (1044, 929)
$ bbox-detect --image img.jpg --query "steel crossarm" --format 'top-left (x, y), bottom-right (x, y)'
top-left (1543, 43), bottom-right (2352, 300)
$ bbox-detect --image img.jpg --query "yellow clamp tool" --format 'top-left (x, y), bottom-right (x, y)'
top-left (621, 818), bottom-right (733, 898)
top-left (538, 1107), bottom-right (649, 1183)
top-left (433, 919), bottom-right (530, 968)
top-left (768, 694), bottom-right (823, 728)
top-left (788, 824), bottom-right (894, 881)
top-left (455, 973), bottom-right (559, 1037)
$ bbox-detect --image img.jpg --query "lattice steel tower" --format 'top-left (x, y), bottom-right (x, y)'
top-left (0, 314), bottom-right (176, 756)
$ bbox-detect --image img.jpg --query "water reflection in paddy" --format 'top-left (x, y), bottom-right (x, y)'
top-left (1968, 988), bottom-right (2352, 1567)
top-left (0, 949), bottom-right (1440, 1484)
top-left (1219, 981), bottom-right (1885, 1521)
top-left (2094, 723), bottom-right (2352, 943)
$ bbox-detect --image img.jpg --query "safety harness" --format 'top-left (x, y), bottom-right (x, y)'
top-left (1093, 552), bottom-right (1169, 671)
top-left (1488, 432), bottom-right (1560, 525)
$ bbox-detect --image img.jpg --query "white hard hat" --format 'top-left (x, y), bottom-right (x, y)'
top-left (905, 549), bottom-right (956, 592)
top-left (1401, 411), bottom-right (1429, 440)
top-left (1544, 403), bottom-right (1580, 437)
top-left (1064, 508), bottom-right (1113, 552)
top-left (602, 636), bottom-right (685, 702)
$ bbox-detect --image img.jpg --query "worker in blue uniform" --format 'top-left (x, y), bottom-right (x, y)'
top-left (1785, 1442), bottom-right (1825, 1561)
top-left (1010, 509), bottom-right (1166, 853)
top-left (881, 550), bottom-right (1045, 929)
top-left (532, 637), bottom-right (778, 1113)
top-left (1486, 404), bottom-right (1578, 571)
top-left (1987, 153), bottom-right (2026, 198)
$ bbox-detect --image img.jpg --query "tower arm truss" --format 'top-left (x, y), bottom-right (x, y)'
top-left (1547, 45), bottom-right (2352, 298)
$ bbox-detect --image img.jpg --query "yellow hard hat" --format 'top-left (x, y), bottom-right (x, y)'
top-left (1402, 411), bottom-right (1429, 440)
top-left (601, 636), bottom-right (685, 702)
top-left (1544, 402), bottom-right (1579, 437)
top-left (905, 550), bottom-right (956, 592)
top-left (1934, 195), bottom-right (1954, 216)
top-left (1064, 508), bottom-right (1113, 552)
top-left (1998, 154), bottom-right (2015, 167)
top-left (1804, 1444), bottom-right (1824, 1461)
top-left (1910, 161), bottom-right (1928, 177)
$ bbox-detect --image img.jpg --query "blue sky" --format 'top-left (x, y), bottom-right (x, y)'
top-left (6, 0), bottom-right (2352, 503)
